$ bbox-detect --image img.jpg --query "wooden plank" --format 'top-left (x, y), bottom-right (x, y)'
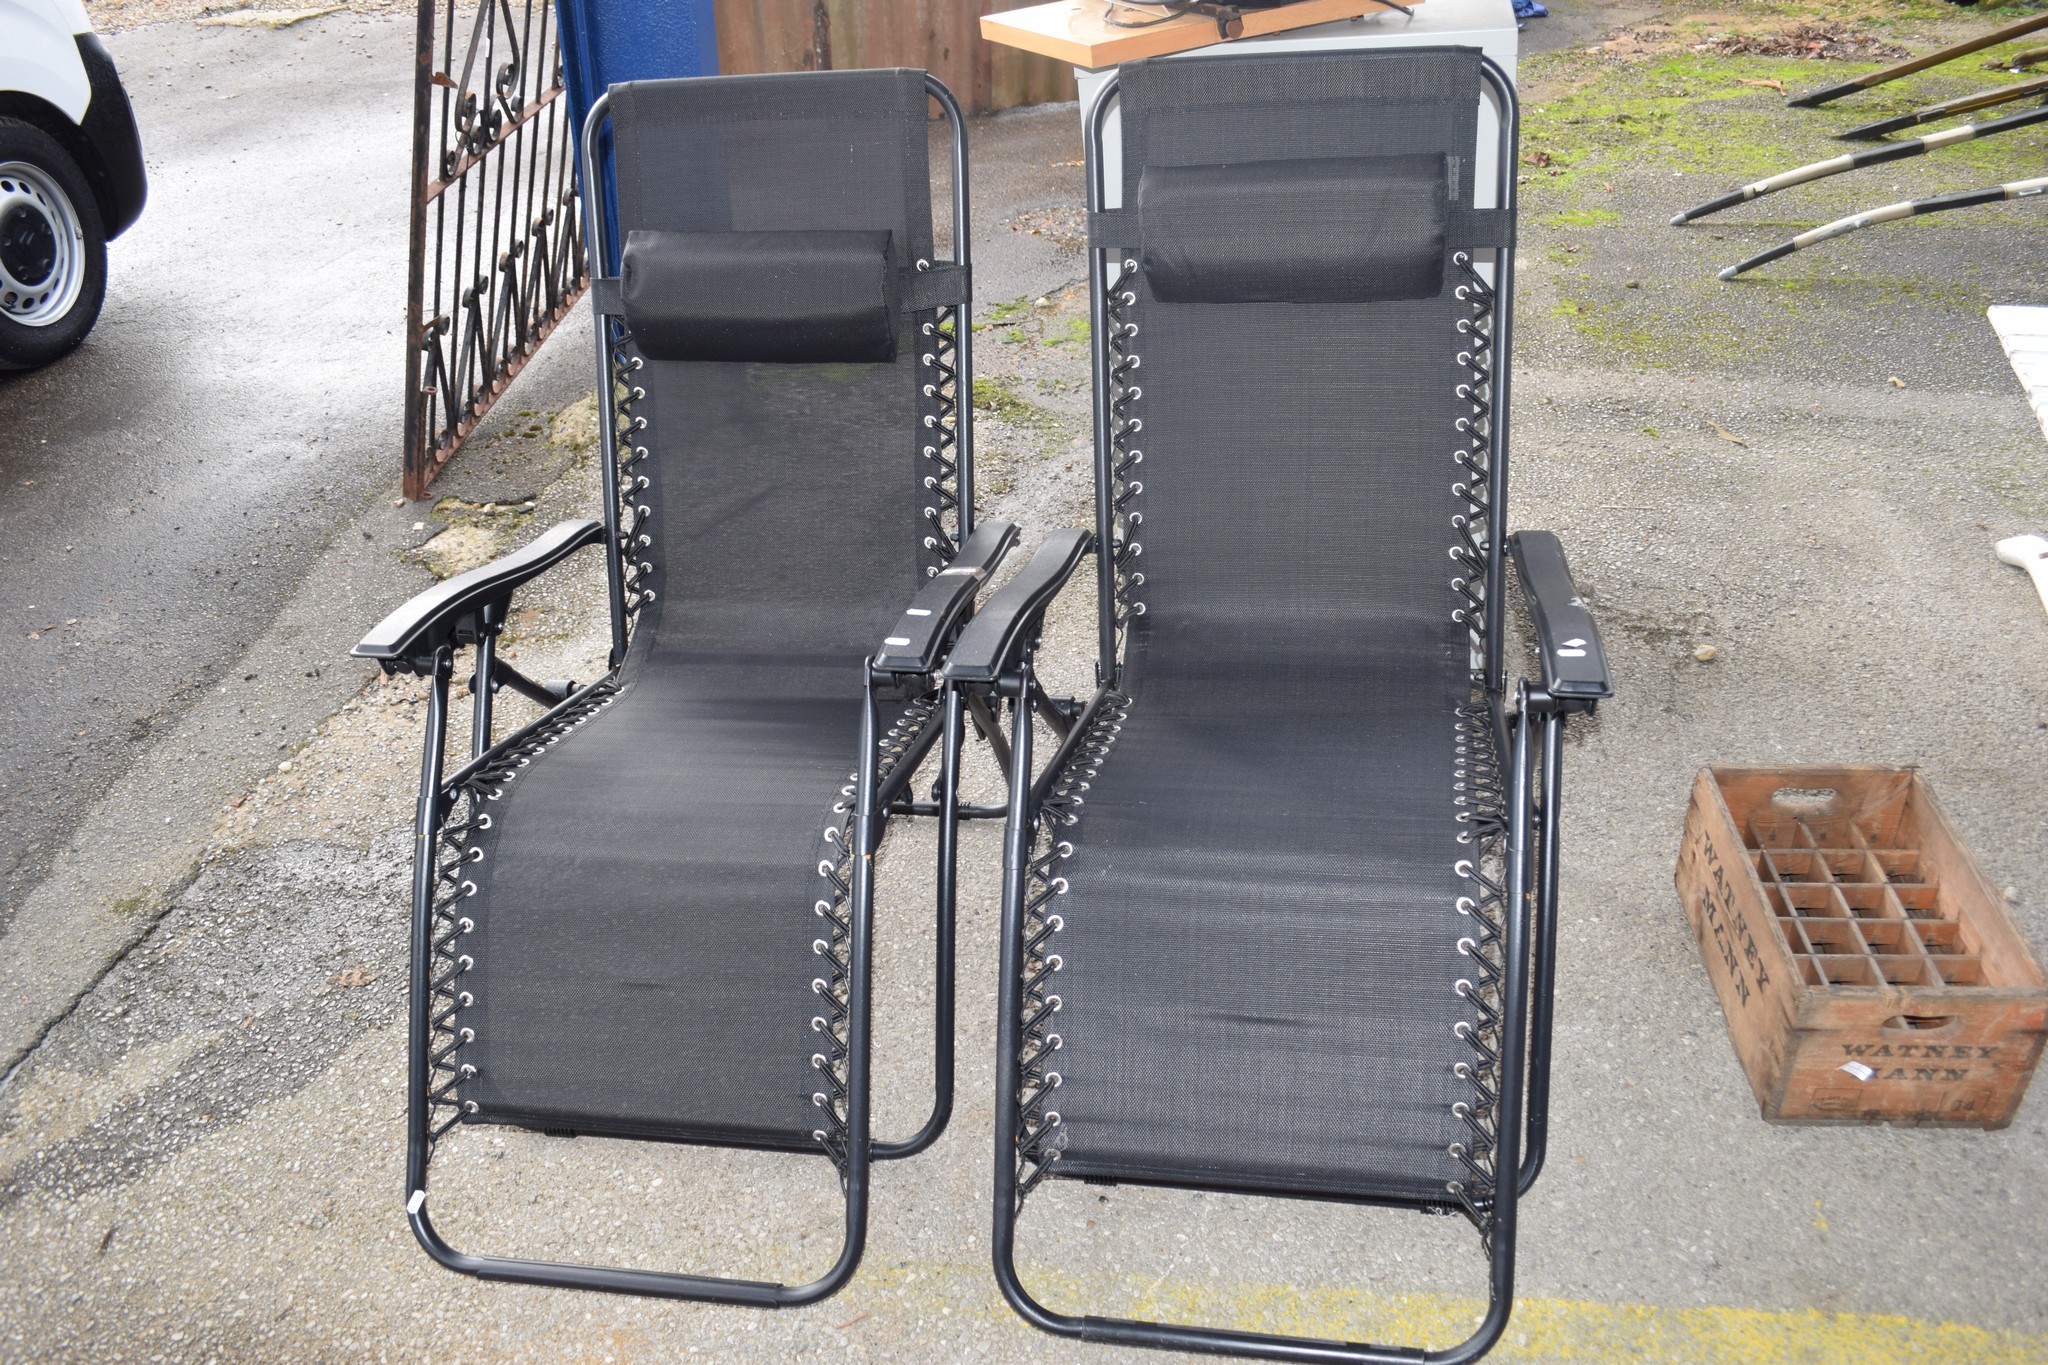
top-left (980, 0), bottom-right (1419, 69)
top-left (988, 0), bottom-right (1079, 108)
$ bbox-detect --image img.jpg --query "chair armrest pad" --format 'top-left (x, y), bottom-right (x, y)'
top-left (873, 520), bottom-right (1020, 675)
top-left (941, 529), bottom-right (1094, 684)
top-left (1509, 530), bottom-right (1613, 706)
top-left (352, 519), bottom-right (607, 670)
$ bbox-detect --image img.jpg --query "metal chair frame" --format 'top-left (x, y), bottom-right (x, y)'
top-left (356, 72), bottom-right (993, 1306)
top-left (947, 53), bottom-right (1608, 1362)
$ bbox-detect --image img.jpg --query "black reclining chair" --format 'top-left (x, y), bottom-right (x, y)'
top-left (942, 47), bottom-right (1613, 1361)
top-left (351, 68), bottom-right (1010, 1304)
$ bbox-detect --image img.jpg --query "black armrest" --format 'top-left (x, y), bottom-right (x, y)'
top-left (941, 529), bottom-right (1094, 685)
top-left (1509, 530), bottom-right (1613, 709)
top-left (352, 519), bottom-right (607, 670)
top-left (873, 520), bottom-right (1020, 675)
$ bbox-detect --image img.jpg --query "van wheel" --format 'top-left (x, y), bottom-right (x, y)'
top-left (0, 118), bottom-right (108, 371)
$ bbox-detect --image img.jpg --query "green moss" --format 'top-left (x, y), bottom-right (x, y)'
top-left (1545, 208), bottom-right (1619, 228)
top-left (1043, 317), bottom-right (1091, 347)
top-left (976, 295), bottom-right (1035, 332)
top-left (973, 377), bottom-right (1062, 433)
top-left (1520, 49), bottom-right (2048, 199)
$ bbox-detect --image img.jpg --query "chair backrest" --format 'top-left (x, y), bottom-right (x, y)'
top-left (1101, 48), bottom-right (1508, 698)
top-left (606, 70), bottom-right (955, 696)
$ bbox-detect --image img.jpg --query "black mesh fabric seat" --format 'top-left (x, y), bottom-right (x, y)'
top-left (943, 46), bottom-right (1613, 1363)
top-left (354, 67), bottom-right (1002, 1306)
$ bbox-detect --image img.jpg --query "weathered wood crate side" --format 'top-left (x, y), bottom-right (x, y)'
top-left (1677, 765), bottom-right (2048, 1129)
top-left (1677, 769), bottom-right (1803, 1114)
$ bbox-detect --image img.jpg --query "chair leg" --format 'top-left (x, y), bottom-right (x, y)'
top-left (1517, 707), bottom-right (1565, 1197)
top-left (874, 684), bottom-right (964, 1161)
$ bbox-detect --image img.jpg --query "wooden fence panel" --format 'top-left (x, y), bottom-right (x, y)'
top-left (713, 0), bottom-right (1076, 110)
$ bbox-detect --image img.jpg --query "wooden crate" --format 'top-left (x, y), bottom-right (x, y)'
top-left (1676, 765), bottom-right (2048, 1128)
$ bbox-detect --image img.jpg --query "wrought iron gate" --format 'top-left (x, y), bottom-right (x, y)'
top-left (404, 0), bottom-right (588, 498)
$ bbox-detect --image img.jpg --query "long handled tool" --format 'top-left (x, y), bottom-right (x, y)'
top-left (1789, 11), bottom-right (2048, 107)
top-left (1718, 174), bottom-right (2048, 278)
top-left (1674, 102), bottom-right (2048, 223)
top-left (1840, 74), bottom-right (2048, 140)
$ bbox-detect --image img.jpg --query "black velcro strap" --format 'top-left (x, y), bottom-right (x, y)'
top-left (621, 229), bottom-right (899, 364)
top-left (1449, 207), bottom-right (1516, 247)
top-left (902, 262), bottom-right (971, 311)
top-left (1089, 207), bottom-right (1140, 249)
top-left (1140, 153), bottom-right (1450, 304)
top-left (590, 274), bottom-right (622, 316)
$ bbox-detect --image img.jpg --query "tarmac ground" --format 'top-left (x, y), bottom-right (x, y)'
top-left (3, 1), bottom-right (2048, 1361)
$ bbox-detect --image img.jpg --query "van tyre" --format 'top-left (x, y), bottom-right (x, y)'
top-left (0, 117), bottom-right (108, 371)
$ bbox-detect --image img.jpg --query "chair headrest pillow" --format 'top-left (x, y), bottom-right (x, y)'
top-left (1138, 152), bottom-right (1450, 305)
top-left (621, 229), bottom-right (900, 364)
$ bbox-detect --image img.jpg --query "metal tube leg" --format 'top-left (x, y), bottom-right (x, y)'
top-left (991, 670), bottom-right (1038, 1318)
top-left (406, 648), bottom-right (453, 1208)
top-left (873, 685), bottom-right (962, 1161)
top-left (469, 633), bottom-right (496, 761)
top-left (1518, 709), bottom-right (1564, 1196)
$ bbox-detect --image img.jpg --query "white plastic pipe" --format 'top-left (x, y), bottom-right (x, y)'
top-left (1996, 533), bottom-right (2048, 620)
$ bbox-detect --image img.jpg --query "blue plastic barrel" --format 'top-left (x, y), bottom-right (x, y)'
top-left (556, 0), bottom-right (718, 268)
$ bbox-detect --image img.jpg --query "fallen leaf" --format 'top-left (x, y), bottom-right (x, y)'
top-left (1887, 375), bottom-right (1906, 388)
top-left (1694, 644), bottom-right (1720, 662)
top-left (1710, 422), bottom-right (1748, 446)
top-left (1739, 78), bottom-right (1786, 92)
top-left (333, 968), bottom-right (376, 989)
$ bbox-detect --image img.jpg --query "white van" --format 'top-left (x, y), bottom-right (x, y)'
top-left (0, 0), bottom-right (146, 369)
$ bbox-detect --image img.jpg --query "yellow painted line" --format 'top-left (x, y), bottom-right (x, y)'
top-left (843, 1262), bottom-right (2048, 1364)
